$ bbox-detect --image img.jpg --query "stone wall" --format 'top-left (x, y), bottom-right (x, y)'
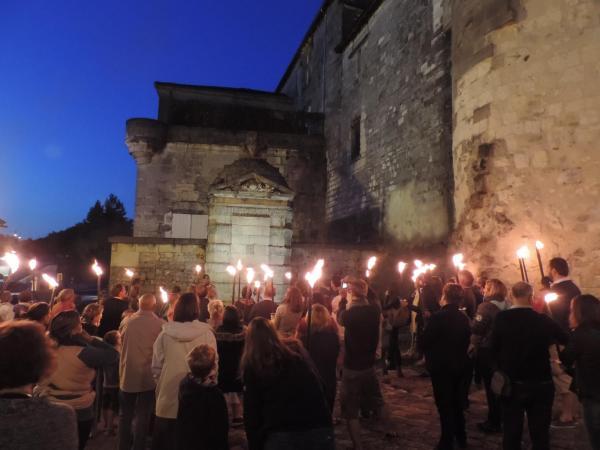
top-left (279, 0), bottom-right (453, 250)
top-left (205, 193), bottom-right (293, 302)
top-left (127, 122), bottom-right (326, 244)
top-left (451, 0), bottom-right (600, 293)
top-left (109, 237), bottom-right (205, 294)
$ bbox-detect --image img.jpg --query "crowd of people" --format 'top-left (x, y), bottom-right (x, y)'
top-left (0, 256), bottom-right (599, 450)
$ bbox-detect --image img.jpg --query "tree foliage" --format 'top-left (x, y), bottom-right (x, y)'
top-left (10, 194), bottom-right (133, 288)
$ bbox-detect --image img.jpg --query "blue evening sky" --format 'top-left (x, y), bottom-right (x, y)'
top-left (0, 0), bottom-right (322, 238)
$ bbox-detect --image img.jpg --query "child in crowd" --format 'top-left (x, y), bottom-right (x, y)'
top-left (177, 344), bottom-right (228, 450)
top-left (102, 330), bottom-right (121, 435)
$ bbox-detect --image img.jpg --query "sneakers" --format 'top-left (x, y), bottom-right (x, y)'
top-left (477, 421), bottom-right (502, 434)
top-left (551, 419), bottom-right (577, 429)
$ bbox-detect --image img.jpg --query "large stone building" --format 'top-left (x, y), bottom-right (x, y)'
top-left (111, 0), bottom-right (600, 297)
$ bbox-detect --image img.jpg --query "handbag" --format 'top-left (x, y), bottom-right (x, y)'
top-left (491, 370), bottom-right (512, 397)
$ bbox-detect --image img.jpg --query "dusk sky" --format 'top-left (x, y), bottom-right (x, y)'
top-left (0, 0), bottom-right (322, 238)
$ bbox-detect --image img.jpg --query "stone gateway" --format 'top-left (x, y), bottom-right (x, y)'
top-left (111, 0), bottom-right (600, 296)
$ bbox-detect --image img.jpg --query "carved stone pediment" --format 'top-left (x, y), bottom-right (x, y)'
top-left (210, 158), bottom-right (294, 198)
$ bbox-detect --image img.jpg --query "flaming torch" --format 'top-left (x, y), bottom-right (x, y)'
top-left (516, 246), bottom-right (530, 282)
top-left (535, 241), bottom-right (545, 279)
top-left (236, 259), bottom-right (243, 301)
top-left (304, 259), bottom-right (325, 351)
top-left (254, 280), bottom-right (261, 302)
top-left (1, 251), bottom-right (20, 289)
top-left (365, 256), bottom-right (377, 279)
top-left (285, 271), bottom-right (292, 281)
top-left (452, 253), bottom-right (466, 280)
top-left (544, 292), bottom-right (558, 318)
top-left (398, 261), bottom-right (407, 277)
top-left (194, 264), bottom-right (202, 283)
top-left (42, 273), bottom-right (59, 307)
top-left (226, 265), bottom-right (238, 304)
top-left (29, 258), bottom-right (38, 292)
top-left (260, 263), bottom-right (274, 282)
top-left (125, 268), bottom-right (134, 279)
top-left (159, 286), bottom-right (169, 304)
top-left (91, 260), bottom-right (103, 300)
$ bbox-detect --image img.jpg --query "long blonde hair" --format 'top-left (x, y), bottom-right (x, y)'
top-left (310, 303), bottom-right (331, 332)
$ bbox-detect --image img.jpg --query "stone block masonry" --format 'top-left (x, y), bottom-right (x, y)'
top-left (109, 237), bottom-right (205, 294)
top-left (451, 0), bottom-right (600, 294)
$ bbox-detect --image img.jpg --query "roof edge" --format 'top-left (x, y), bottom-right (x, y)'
top-left (275, 0), bottom-right (335, 93)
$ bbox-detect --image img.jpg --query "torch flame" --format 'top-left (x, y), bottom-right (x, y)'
top-left (365, 270), bottom-right (371, 278)
top-left (285, 271), bottom-right (292, 280)
top-left (195, 264), bottom-right (202, 274)
top-left (517, 246), bottom-right (530, 259)
top-left (159, 286), bottom-right (169, 304)
top-left (367, 256), bottom-right (377, 270)
top-left (236, 259), bottom-right (243, 271)
top-left (42, 273), bottom-right (58, 289)
top-left (92, 260), bottom-right (103, 277)
top-left (125, 268), bottom-right (134, 278)
top-left (536, 240), bottom-right (544, 250)
top-left (414, 259), bottom-right (423, 268)
top-left (305, 259), bottom-right (325, 288)
top-left (398, 261), bottom-right (407, 274)
top-left (226, 265), bottom-right (237, 277)
top-left (260, 264), bottom-right (274, 279)
top-left (2, 251), bottom-right (20, 274)
top-left (452, 253), bottom-right (464, 266)
top-left (28, 258), bottom-right (37, 271)
top-left (246, 268), bottom-right (255, 284)
top-left (254, 280), bottom-right (261, 289)
top-left (544, 292), bottom-right (558, 304)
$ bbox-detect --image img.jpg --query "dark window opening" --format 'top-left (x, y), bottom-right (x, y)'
top-left (350, 117), bottom-right (361, 162)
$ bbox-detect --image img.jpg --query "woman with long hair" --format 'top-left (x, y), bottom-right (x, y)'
top-left (242, 317), bottom-right (333, 450)
top-left (560, 294), bottom-right (600, 449)
top-left (208, 299), bottom-right (225, 331)
top-left (151, 293), bottom-right (217, 450)
top-left (50, 288), bottom-right (77, 318)
top-left (81, 303), bottom-right (102, 336)
top-left (215, 305), bottom-right (245, 425)
top-left (234, 286), bottom-right (256, 325)
top-left (300, 304), bottom-right (340, 413)
top-left (471, 278), bottom-right (509, 434)
top-left (0, 321), bottom-right (78, 450)
top-left (273, 286), bottom-right (304, 338)
top-left (40, 310), bottom-right (118, 449)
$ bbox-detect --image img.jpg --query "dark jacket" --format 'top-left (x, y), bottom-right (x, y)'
top-left (215, 326), bottom-right (245, 393)
top-left (98, 297), bottom-right (129, 337)
top-left (234, 300), bottom-right (255, 325)
top-left (491, 307), bottom-right (569, 383)
top-left (337, 298), bottom-right (380, 371)
top-left (462, 287), bottom-right (478, 319)
top-left (198, 297), bottom-right (210, 323)
top-left (471, 298), bottom-right (509, 351)
top-left (303, 326), bottom-right (340, 410)
top-left (421, 304), bottom-right (471, 374)
top-left (177, 375), bottom-right (228, 450)
top-left (560, 323), bottom-right (600, 401)
top-left (243, 352), bottom-right (332, 450)
top-left (249, 300), bottom-right (277, 321)
top-left (549, 280), bottom-right (581, 332)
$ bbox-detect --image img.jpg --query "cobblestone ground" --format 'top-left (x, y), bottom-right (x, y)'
top-left (88, 366), bottom-right (591, 450)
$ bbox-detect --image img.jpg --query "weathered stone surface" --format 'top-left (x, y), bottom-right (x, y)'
top-left (109, 241), bottom-right (205, 293)
top-left (452, 0), bottom-right (600, 294)
top-left (279, 0), bottom-right (453, 250)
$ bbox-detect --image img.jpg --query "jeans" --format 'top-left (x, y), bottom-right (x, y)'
top-left (478, 349), bottom-right (502, 427)
top-left (431, 371), bottom-right (468, 449)
top-left (118, 390), bottom-right (155, 450)
top-left (501, 382), bottom-right (554, 450)
top-left (78, 418), bottom-right (93, 450)
top-left (151, 417), bottom-right (177, 450)
top-left (264, 427), bottom-right (335, 450)
top-left (583, 398), bottom-right (600, 450)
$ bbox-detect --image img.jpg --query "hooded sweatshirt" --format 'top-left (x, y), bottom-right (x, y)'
top-left (152, 320), bottom-right (217, 418)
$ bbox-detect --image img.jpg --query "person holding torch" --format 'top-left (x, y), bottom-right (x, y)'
top-left (336, 277), bottom-right (393, 450)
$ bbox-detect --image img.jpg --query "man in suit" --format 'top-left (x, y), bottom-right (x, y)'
top-left (491, 282), bottom-right (569, 449)
top-left (422, 283), bottom-right (471, 450)
top-left (547, 257), bottom-right (581, 428)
